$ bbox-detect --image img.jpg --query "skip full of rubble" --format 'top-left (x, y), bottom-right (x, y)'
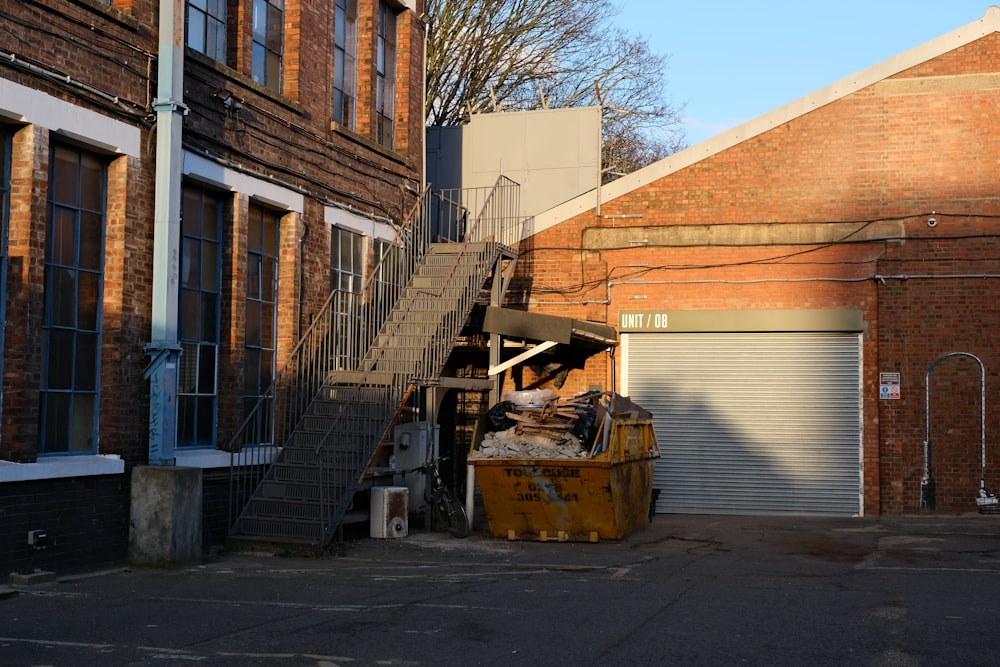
top-left (469, 389), bottom-right (602, 460)
top-left (473, 427), bottom-right (590, 459)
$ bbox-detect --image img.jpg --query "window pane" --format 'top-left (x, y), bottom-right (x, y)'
top-left (334, 90), bottom-right (348, 128)
top-left (202, 240), bottom-right (218, 291)
top-left (209, 20), bottom-right (226, 62)
top-left (246, 301), bottom-right (261, 346)
top-left (188, 11), bottom-right (207, 53)
top-left (266, 4), bottom-right (283, 51)
top-left (261, 303), bottom-right (274, 347)
top-left (260, 350), bottom-right (273, 388)
top-left (80, 153), bottom-right (104, 212)
top-left (261, 258), bottom-right (275, 301)
top-left (252, 44), bottom-right (266, 84)
top-left (70, 394), bottom-right (96, 452)
top-left (246, 258), bottom-right (261, 299)
top-left (248, 212), bottom-right (262, 251)
top-left (74, 332), bottom-right (98, 391)
top-left (334, 54), bottom-right (344, 92)
top-left (50, 208), bottom-right (75, 265)
top-left (52, 146), bottom-right (78, 205)
top-left (339, 234), bottom-right (352, 267)
top-left (201, 293), bottom-right (218, 342)
top-left (267, 52), bottom-right (281, 88)
top-left (50, 267), bottom-right (76, 327)
top-left (182, 237), bottom-right (199, 287)
top-left (244, 348), bottom-right (260, 394)
top-left (353, 235), bottom-right (364, 268)
top-left (180, 290), bottom-right (199, 339)
top-left (252, 0), bottom-right (267, 38)
top-left (79, 212), bottom-right (102, 270)
top-left (178, 395), bottom-right (197, 447)
top-left (77, 271), bottom-right (100, 330)
top-left (202, 198), bottom-right (220, 241)
top-left (263, 217), bottom-right (277, 255)
top-left (42, 393), bottom-right (71, 453)
top-left (183, 189), bottom-right (201, 236)
top-left (179, 342), bottom-right (199, 393)
top-left (46, 330), bottom-right (74, 389)
top-left (198, 343), bottom-right (217, 393)
top-left (197, 396), bottom-right (215, 444)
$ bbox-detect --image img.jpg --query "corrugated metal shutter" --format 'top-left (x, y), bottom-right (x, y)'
top-left (624, 332), bottom-right (861, 516)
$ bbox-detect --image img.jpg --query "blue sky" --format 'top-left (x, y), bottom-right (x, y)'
top-left (614, 2), bottom-right (996, 146)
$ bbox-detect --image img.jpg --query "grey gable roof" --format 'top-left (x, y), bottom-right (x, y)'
top-left (532, 5), bottom-right (1000, 236)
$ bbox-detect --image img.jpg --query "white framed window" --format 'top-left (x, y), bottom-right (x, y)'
top-left (40, 144), bottom-right (106, 455)
top-left (187, 0), bottom-right (227, 63)
top-left (375, 2), bottom-right (397, 148)
top-left (178, 185), bottom-right (223, 448)
top-left (334, 0), bottom-right (358, 128)
top-left (244, 204), bottom-right (280, 427)
top-left (252, 0), bottom-right (284, 91)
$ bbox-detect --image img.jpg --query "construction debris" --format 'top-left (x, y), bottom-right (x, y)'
top-left (470, 390), bottom-right (602, 460)
top-left (476, 427), bottom-right (589, 459)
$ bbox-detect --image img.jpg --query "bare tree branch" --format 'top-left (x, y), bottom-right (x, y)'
top-left (425, 0), bottom-right (687, 176)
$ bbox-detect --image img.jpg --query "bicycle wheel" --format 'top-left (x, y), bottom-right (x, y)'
top-left (433, 489), bottom-right (470, 538)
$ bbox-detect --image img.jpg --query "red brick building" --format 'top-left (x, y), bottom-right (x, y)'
top-left (0, 0), bottom-right (426, 574)
top-left (511, 8), bottom-right (1000, 517)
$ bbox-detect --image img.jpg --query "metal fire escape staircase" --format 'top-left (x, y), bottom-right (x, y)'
top-left (227, 177), bottom-right (521, 549)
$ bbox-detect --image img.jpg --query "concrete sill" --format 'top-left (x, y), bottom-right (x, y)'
top-left (0, 455), bottom-right (125, 483)
top-left (175, 446), bottom-right (278, 470)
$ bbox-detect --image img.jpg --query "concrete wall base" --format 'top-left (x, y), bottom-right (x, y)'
top-left (129, 466), bottom-right (202, 567)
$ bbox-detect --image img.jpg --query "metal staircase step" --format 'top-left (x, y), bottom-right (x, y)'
top-left (271, 462), bottom-right (358, 485)
top-left (310, 394), bottom-right (389, 414)
top-left (411, 273), bottom-right (475, 287)
top-left (289, 429), bottom-right (379, 450)
top-left (324, 370), bottom-right (397, 386)
top-left (259, 480), bottom-right (321, 501)
top-left (279, 443), bottom-right (367, 464)
top-left (299, 414), bottom-right (383, 434)
top-left (234, 516), bottom-right (324, 543)
top-left (243, 497), bottom-right (322, 521)
top-left (279, 446), bottom-right (323, 464)
top-left (399, 286), bottom-right (468, 300)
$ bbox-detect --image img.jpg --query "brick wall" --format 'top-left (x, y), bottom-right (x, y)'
top-left (513, 33), bottom-right (1000, 515)
top-left (0, 474), bottom-right (131, 576)
top-left (1, 0), bottom-right (426, 573)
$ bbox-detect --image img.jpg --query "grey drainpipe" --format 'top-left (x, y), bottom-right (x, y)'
top-left (143, 0), bottom-right (186, 465)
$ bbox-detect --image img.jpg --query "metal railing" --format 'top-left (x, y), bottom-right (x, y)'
top-left (228, 176), bottom-right (521, 542)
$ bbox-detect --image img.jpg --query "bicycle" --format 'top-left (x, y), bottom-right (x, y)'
top-left (419, 457), bottom-right (469, 538)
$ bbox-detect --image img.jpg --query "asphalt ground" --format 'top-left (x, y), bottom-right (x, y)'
top-left (4, 513), bottom-right (1000, 666)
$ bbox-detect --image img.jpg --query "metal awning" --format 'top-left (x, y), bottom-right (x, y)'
top-left (482, 307), bottom-right (618, 376)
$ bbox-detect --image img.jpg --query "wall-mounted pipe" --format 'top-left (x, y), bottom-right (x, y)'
top-left (922, 352), bottom-right (985, 511)
top-left (144, 0), bottom-right (187, 465)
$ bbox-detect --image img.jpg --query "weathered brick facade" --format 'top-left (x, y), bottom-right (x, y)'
top-left (0, 0), bottom-right (424, 574)
top-left (514, 16), bottom-right (1000, 517)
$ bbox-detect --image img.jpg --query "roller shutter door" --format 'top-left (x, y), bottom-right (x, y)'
top-left (624, 332), bottom-right (861, 516)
